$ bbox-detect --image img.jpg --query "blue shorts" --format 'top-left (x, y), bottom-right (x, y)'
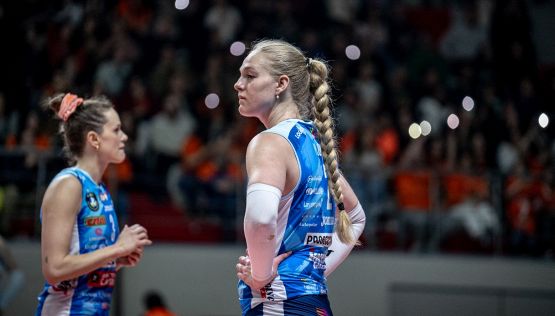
top-left (245, 294), bottom-right (333, 316)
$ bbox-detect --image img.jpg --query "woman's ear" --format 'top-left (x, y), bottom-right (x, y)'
top-left (276, 75), bottom-right (290, 96)
top-left (87, 131), bottom-right (100, 150)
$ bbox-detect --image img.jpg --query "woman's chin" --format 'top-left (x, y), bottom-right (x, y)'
top-left (238, 105), bottom-right (256, 118)
top-left (114, 153), bottom-right (126, 164)
top-left (238, 105), bottom-right (249, 117)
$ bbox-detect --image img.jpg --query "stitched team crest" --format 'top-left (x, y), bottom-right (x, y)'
top-left (86, 192), bottom-right (99, 211)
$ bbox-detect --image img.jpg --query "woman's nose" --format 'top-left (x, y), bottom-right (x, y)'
top-left (234, 78), bottom-right (243, 91)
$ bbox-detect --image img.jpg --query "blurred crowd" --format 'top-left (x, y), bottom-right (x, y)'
top-left (0, 0), bottom-right (553, 257)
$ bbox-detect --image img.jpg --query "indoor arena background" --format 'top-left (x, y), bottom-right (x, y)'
top-left (1, 0), bottom-right (554, 315)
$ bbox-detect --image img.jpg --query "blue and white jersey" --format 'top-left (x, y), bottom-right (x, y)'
top-left (238, 119), bottom-right (336, 314)
top-left (36, 167), bottom-right (120, 316)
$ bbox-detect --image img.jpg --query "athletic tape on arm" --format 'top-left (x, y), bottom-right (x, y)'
top-left (244, 183), bottom-right (282, 281)
top-left (325, 202), bottom-right (366, 277)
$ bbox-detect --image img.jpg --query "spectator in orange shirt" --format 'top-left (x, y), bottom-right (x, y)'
top-left (143, 291), bottom-right (177, 316)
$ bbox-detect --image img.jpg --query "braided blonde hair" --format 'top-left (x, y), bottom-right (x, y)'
top-left (251, 39), bottom-right (355, 244)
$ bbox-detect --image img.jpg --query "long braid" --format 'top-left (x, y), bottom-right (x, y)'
top-left (309, 60), bottom-right (355, 244)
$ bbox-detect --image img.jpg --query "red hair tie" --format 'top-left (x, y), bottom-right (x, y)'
top-left (58, 93), bottom-right (84, 122)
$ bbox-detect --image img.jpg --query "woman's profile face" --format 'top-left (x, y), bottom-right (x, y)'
top-left (234, 52), bottom-right (278, 119)
top-left (97, 108), bottom-right (128, 164)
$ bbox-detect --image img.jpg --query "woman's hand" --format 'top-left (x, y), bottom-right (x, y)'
top-left (236, 251), bottom-right (291, 290)
top-left (116, 248), bottom-right (143, 270)
top-left (115, 224), bottom-right (152, 258)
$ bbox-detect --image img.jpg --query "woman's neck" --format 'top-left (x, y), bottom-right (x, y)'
top-left (264, 101), bottom-right (300, 129)
top-left (75, 155), bottom-right (105, 184)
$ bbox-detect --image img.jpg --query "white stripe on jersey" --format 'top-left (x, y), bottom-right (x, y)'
top-left (41, 290), bottom-right (72, 315)
top-left (69, 220), bottom-right (80, 256)
top-left (262, 301), bottom-right (285, 315)
top-left (250, 276), bottom-right (287, 309)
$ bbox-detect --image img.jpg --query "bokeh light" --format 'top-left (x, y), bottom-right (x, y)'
top-left (447, 114), bottom-right (460, 129)
top-left (345, 45), bottom-right (361, 60)
top-left (462, 96), bottom-right (474, 111)
top-left (205, 93), bottom-right (220, 109)
top-left (175, 0), bottom-right (189, 10)
top-left (408, 123), bottom-right (422, 139)
top-left (420, 120), bottom-right (432, 136)
top-left (230, 41), bottom-right (246, 56)
top-left (538, 113), bottom-right (549, 128)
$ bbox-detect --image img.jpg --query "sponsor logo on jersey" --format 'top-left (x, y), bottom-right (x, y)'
top-left (53, 279), bottom-right (78, 294)
top-left (86, 192), bottom-right (99, 211)
top-left (87, 270), bottom-right (116, 288)
top-left (321, 216), bottom-right (334, 226)
top-left (303, 201), bottom-right (322, 209)
top-left (103, 204), bottom-right (114, 212)
top-left (295, 127), bottom-right (303, 139)
top-left (307, 175), bottom-right (322, 183)
top-left (260, 283), bottom-right (275, 301)
top-left (85, 216), bottom-right (106, 226)
top-left (309, 252), bottom-right (326, 270)
top-left (300, 222), bottom-right (318, 227)
top-left (99, 192), bottom-right (108, 201)
top-left (88, 236), bottom-right (105, 242)
top-left (305, 187), bottom-right (324, 195)
top-left (84, 239), bottom-right (106, 250)
top-left (304, 283), bottom-right (318, 291)
top-left (304, 233), bottom-right (332, 247)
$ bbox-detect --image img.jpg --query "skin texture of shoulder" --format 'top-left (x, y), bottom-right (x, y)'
top-left (42, 175), bottom-right (82, 212)
top-left (246, 131), bottom-right (299, 195)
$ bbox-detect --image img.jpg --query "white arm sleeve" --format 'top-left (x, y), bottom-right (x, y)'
top-left (244, 183), bottom-right (281, 281)
top-left (325, 203), bottom-right (366, 277)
